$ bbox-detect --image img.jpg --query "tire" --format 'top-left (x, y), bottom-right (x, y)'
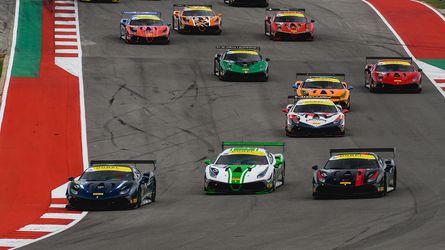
top-left (392, 168), bottom-right (397, 190)
top-left (370, 80), bottom-right (376, 93)
top-left (280, 162), bottom-right (285, 185)
top-left (264, 22), bottom-right (269, 36)
top-left (378, 176), bottom-right (387, 197)
top-left (218, 65), bottom-right (225, 81)
top-left (214, 60), bottom-right (218, 76)
top-left (132, 188), bottom-right (142, 209)
top-left (272, 174), bottom-right (277, 192)
top-left (150, 179), bottom-right (156, 202)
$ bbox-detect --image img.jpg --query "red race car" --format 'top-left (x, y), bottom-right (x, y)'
top-left (265, 8), bottom-right (315, 41)
top-left (364, 57), bottom-right (423, 93)
top-left (120, 12), bottom-right (170, 44)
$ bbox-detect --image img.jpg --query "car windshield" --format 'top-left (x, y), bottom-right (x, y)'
top-left (275, 16), bottom-right (306, 23)
top-left (183, 10), bottom-right (214, 16)
top-left (224, 53), bottom-right (261, 62)
top-left (302, 81), bottom-right (344, 89)
top-left (216, 154), bottom-right (269, 165)
top-left (294, 104), bottom-right (337, 113)
top-left (375, 64), bottom-right (413, 72)
top-left (324, 159), bottom-right (379, 169)
top-left (80, 171), bottom-right (134, 181)
top-left (129, 19), bottom-right (163, 26)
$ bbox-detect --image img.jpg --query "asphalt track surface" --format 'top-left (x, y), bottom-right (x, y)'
top-left (28, 0), bottom-right (445, 249)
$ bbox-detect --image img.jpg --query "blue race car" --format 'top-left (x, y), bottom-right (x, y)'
top-left (66, 160), bottom-right (157, 210)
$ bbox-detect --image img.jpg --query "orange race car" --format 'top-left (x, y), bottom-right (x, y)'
top-left (172, 4), bottom-right (222, 34)
top-left (292, 73), bottom-right (353, 110)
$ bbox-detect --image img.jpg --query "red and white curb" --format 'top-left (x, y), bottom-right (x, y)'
top-left (0, 183), bottom-right (87, 249)
top-left (54, 0), bottom-right (81, 77)
top-left (363, 0), bottom-right (445, 98)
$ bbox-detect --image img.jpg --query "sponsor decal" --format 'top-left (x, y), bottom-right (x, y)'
top-left (300, 100), bottom-right (334, 106)
top-left (133, 15), bottom-right (160, 20)
top-left (332, 154), bottom-right (376, 160)
top-left (340, 181), bottom-right (351, 186)
top-left (277, 12), bottom-right (305, 17)
top-left (228, 50), bottom-right (259, 55)
top-left (379, 60), bottom-right (410, 66)
top-left (306, 78), bottom-right (341, 83)
top-left (92, 193), bottom-right (104, 196)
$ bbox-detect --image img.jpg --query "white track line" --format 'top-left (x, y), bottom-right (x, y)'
top-left (55, 28), bottom-right (76, 32)
top-left (55, 41), bottom-right (78, 46)
top-left (0, 0), bottom-right (20, 129)
top-left (49, 204), bottom-right (67, 208)
top-left (55, 20), bottom-right (76, 25)
top-left (0, 239), bottom-right (35, 248)
top-left (41, 212), bottom-right (83, 220)
top-left (18, 224), bottom-right (67, 232)
top-left (55, 34), bottom-right (77, 39)
top-left (362, 0), bottom-right (445, 99)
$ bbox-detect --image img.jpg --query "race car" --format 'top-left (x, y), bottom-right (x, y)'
top-left (66, 160), bottom-right (157, 210)
top-left (265, 8), bottom-right (315, 41)
top-left (120, 12), bottom-right (170, 44)
top-left (204, 142), bottom-right (285, 194)
top-left (214, 46), bottom-right (270, 81)
top-left (292, 73), bottom-right (353, 110)
top-left (282, 97), bottom-right (348, 137)
top-left (312, 148), bottom-right (397, 198)
top-left (224, 0), bottom-right (268, 7)
top-left (80, 0), bottom-right (119, 3)
top-left (172, 5), bottom-right (222, 34)
top-left (364, 57), bottom-right (423, 93)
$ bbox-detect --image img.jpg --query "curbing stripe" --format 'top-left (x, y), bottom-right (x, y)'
top-left (41, 213), bottom-right (84, 220)
top-left (18, 225), bottom-right (67, 233)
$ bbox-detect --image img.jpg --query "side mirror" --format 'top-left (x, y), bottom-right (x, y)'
top-left (203, 159), bottom-right (212, 165)
top-left (215, 53), bottom-right (221, 59)
top-left (336, 105), bottom-right (343, 110)
top-left (348, 85), bottom-right (353, 90)
top-left (418, 68), bottom-right (423, 72)
top-left (282, 108), bottom-right (289, 113)
top-left (342, 109), bottom-right (349, 114)
top-left (141, 176), bottom-right (149, 183)
top-left (292, 83), bottom-right (299, 89)
top-left (274, 157), bottom-right (283, 167)
top-left (121, 19), bottom-right (128, 24)
top-left (68, 177), bottom-right (75, 181)
top-left (217, 13), bottom-right (223, 17)
top-left (385, 165), bottom-right (393, 172)
top-left (312, 165), bottom-right (319, 170)
top-left (173, 11), bottom-right (180, 16)
top-left (265, 58), bottom-right (271, 62)
top-left (167, 23), bottom-right (171, 27)
top-left (311, 19), bottom-right (315, 23)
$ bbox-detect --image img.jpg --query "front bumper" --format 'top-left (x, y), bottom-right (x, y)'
top-left (221, 70), bottom-right (268, 81)
top-left (313, 183), bottom-right (383, 197)
top-left (374, 82), bottom-right (421, 92)
top-left (67, 194), bottom-right (137, 209)
top-left (180, 24), bottom-right (221, 34)
top-left (273, 31), bottom-right (313, 40)
top-left (126, 35), bottom-right (169, 44)
top-left (286, 123), bottom-right (343, 136)
top-left (205, 180), bottom-right (273, 194)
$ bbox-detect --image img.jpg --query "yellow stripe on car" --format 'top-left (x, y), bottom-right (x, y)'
top-left (277, 12), bottom-right (305, 17)
top-left (133, 15), bottom-right (160, 20)
top-left (91, 166), bottom-right (133, 172)
top-left (379, 61), bottom-right (411, 66)
top-left (332, 154), bottom-right (376, 160)
top-left (299, 100), bottom-right (335, 105)
top-left (228, 50), bottom-right (259, 55)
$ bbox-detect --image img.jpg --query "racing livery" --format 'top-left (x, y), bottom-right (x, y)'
top-left (265, 8), bottom-right (315, 41)
top-left (204, 142), bottom-right (285, 194)
top-left (214, 46), bottom-right (270, 81)
top-left (282, 98), bottom-right (348, 137)
top-left (120, 12), bottom-right (170, 44)
top-left (292, 73), bottom-right (353, 109)
top-left (312, 148), bottom-right (397, 198)
top-left (364, 57), bottom-right (423, 93)
top-left (172, 5), bottom-right (222, 34)
top-left (224, 0), bottom-right (269, 7)
top-left (66, 160), bottom-right (157, 209)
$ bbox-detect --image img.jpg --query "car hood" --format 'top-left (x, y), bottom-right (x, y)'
top-left (76, 180), bottom-right (134, 194)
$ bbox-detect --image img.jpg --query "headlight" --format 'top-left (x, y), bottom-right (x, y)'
top-left (120, 187), bottom-right (130, 195)
top-left (257, 167), bottom-right (269, 179)
top-left (209, 167), bottom-right (219, 178)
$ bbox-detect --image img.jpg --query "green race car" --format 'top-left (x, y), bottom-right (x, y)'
top-left (214, 46), bottom-right (270, 81)
top-left (204, 142), bottom-right (285, 194)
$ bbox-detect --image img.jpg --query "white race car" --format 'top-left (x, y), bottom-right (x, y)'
top-left (282, 98), bottom-right (348, 137)
top-left (203, 142), bottom-right (285, 193)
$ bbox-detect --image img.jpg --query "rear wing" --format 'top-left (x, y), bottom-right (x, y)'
top-left (366, 57), bottom-right (413, 64)
top-left (173, 4), bottom-right (212, 9)
top-left (121, 11), bottom-right (162, 18)
top-left (287, 95), bottom-right (331, 104)
top-left (266, 8), bottom-right (305, 13)
top-left (329, 148), bottom-right (396, 159)
top-left (90, 160), bottom-right (157, 171)
top-left (296, 73), bottom-right (346, 82)
top-left (216, 45), bottom-right (260, 52)
top-left (222, 141), bottom-right (285, 152)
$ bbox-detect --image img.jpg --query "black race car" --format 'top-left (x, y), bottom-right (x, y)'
top-left (312, 148), bottom-right (397, 199)
top-left (224, 0), bottom-right (268, 7)
top-left (66, 160), bottom-right (157, 210)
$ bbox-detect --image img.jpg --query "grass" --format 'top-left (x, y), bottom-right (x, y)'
top-left (423, 0), bottom-right (445, 9)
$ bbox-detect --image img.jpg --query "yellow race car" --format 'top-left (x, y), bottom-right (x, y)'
top-left (292, 73), bottom-right (353, 110)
